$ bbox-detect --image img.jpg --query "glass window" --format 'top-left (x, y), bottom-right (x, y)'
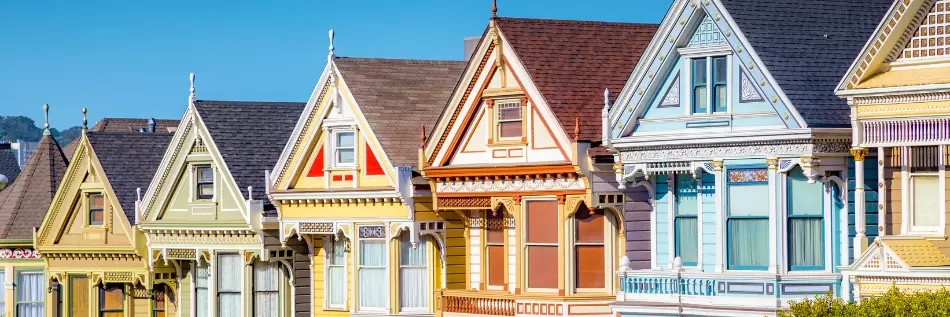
top-left (909, 145), bottom-right (941, 233)
top-left (497, 102), bottom-right (523, 139)
top-left (399, 234), bottom-right (428, 311)
top-left (89, 193), bottom-right (104, 225)
top-left (16, 271), bottom-right (44, 317)
top-left (575, 205), bottom-right (605, 289)
top-left (526, 200), bottom-right (558, 289)
top-left (335, 132), bottom-right (356, 166)
top-left (692, 58), bottom-right (708, 114)
top-left (712, 57), bottom-right (728, 113)
top-left (727, 169), bottom-right (769, 270)
top-left (99, 285), bottom-right (123, 317)
top-left (195, 263), bottom-right (209, 317)
top-left (787, 167), bottom-right (824, 270)
top-left (217, 254), bottom-right (242, 317)
top-left (326, 239), bottom-right (346, 308)
top-left (675, 174), bottom-right (699, 266)
top-left (253, 262), bottom-right (280, 317)
top-left (70, 276), bottom-right (89, 317)
top-left (486, 210), bottom-right (506, 287)
top-left (358, 227), bottom-right (386, 310)
top-left (196, 166), bottom-right (214, 200)
top-left (0, 272), bottom-right (5, 314)
top-left (153, 285), bottom-right (167, 317)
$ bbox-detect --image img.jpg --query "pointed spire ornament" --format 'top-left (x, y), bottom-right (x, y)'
top-left (419, 125), bottom-right (426, 147)
top-left (328, 29), bottom-right (335, 64)
top-left (492, 0), bottom-right (498, 18)
top-left (189, 73), bottom-right (196, 104)
top-left (82, 108), bottom-right (88, 131)
top-left (42, 104), bottom-right (50, 135)
top-left (603, 88), bottom-right (611, 110)
top-left (573, 118), bottom-right (580, 141)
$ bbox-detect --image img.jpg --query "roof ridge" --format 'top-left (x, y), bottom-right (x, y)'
top-left (195, 100), bottom-right (305, 105)
top-left (334, 57), bottom-right (466, 64)
top-left (495, 16), bottom-right (660, 28)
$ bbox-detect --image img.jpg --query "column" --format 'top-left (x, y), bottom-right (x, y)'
top-left (556, 194), bottom-right (566, 296)
top-left (712, 160), bottom-right (724, 273)
top-left (766, 158), bottom-right (779, 274)
top-left (851, 148), bottom-right (869, 259)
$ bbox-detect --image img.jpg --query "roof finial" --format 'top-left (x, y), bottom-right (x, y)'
top-left (603, 88), bottom-right (611, 110)
top-left (42, 104), bottom-right (50, 135)
top-left (573, 118), bottom-right (580, 141)
top-left (189, 73), bottom-right (196, 104)
top-left (328, 29), bottom-right (335, 63)
top-left (492, 0), bottom-right (498, 18)
top-left (419, 125), bottom-right (426, 147)
top-left (82, 108), bottom-right (88, 131)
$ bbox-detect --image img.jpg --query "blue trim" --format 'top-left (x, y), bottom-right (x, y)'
top-left (725, 177), bottom-right (770, 271)
top-left (691, 58), bottom-right (708, 114)
top-left (674, 216), bottom-right (699, 267)
top-left (712, 56), bottom-right (728, 113)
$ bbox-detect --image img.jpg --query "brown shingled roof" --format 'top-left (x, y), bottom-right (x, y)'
top-left (91, 118), bottom-right (180, 133)
top-left (0, 134), bottom-right (69, 239)
top-left (494, 17), bottom-right (658, 141)
top-left (334, 57), bottom-right (466, 168)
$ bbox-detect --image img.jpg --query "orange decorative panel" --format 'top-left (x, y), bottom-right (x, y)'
top-left (364, 143), bottom-right (385, 176)
top-left (306, 145), bottom-right (325, 177)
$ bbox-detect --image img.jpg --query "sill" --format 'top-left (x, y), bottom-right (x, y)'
top-left (488, 140), bottom-right (527, 147)
top-left (323, 307), bottom-right (347, 312)
top-left (326, 166), bottom-right (358, 172)
top-left (726, 267), bottom-right (769, 271)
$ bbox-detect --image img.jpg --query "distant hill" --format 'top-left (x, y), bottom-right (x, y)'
top-left (0, 115), bottom-right (82, 145)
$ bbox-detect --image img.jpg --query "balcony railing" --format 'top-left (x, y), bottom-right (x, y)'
top-left (619, 275), bottom-right (718, 296)
top-left (437, 289), bottom-right (516, 316)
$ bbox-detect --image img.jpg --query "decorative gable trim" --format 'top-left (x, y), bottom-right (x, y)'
top-left (608, 0), bottom-right (805, 138)
top-left (740, 72), bottom-right (764, 102)
top-left (659, 73), bottom-right (681, 107)
top-left (687, 13), bottom-right (727, 47)
top-left (270, 65), bottom-right (333, 189)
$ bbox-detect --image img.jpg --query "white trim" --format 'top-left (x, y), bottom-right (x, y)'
top-left (667, 175), bottom-right (675, 270)
top-left (323, 237), bottom-right (348, 311)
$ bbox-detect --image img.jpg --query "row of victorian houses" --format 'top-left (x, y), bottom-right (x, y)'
top-left (0, 0), bottom-right (948, 316)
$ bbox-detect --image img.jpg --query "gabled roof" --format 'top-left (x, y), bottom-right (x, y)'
top-left (883, 238), bottom-right (950, 268)
top-left (719, 0), bottom-right (893, 127)
top-left (195, 100), bottom-right (306, 200)
top-left (335, 57), bottom-right (466, 168)
top-left (495, 17), bottom-right (658, 141)
top-left (0, 149), bottom-right (19, 186)
top-left (86, 132), bottom-right (174, 224)
top-left (0, 134), bottom-right (68, 239)
top-left (91, 118), bottom-right (180, 133)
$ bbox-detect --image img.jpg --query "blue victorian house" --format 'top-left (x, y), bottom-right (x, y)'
top-left (603, 0), bottom-right (892, 315)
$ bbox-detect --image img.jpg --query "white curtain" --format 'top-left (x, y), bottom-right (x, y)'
top-left (913, 175), bottom-right (940, 226)
top-left (217, 254), bottom-right (243, 317)
top-left (789, 218), bottom-right (822, 268)
top-left (16, 272), bottom-right (43, 317)
top-left (0, 272), bottom-right (5, 316)
top-left (253, 262), bottom-right (280, 317)
top-left (359, 240), bottom-right (386, 310)
top-left (196, 264), bottom-right (210, 317)
top-left (676, 217), bottom-right (698, 265)
top-left (728, 219), bottom-right (769, 268)
top-left (327, 240), bottom-right (346, 308)
top-left (400, 235), bottom-right (428, 310)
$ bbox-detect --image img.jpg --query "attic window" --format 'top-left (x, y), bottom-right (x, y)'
top-left (196, 166), bottom-right (214, 200)
top-left (88, 193), bottom-right (104, 226)
top-left (334, 131), bottom-right (356, 166)
top-left (496, 101), bottom-right (523, 140)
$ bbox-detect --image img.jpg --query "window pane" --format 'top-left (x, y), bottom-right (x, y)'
top-left (399, 235), bottom-right (428, 309)
top-left (217, 254), bottom-right (243, 292)
top-left (17, 272), bottom-right (43, 317)
top-left (694, 86), bottom-right (708, 112)
top-left (498, 104), bottom-right (521, 120)
top-left (728, 184), bottom-right (770, 216)
top-left (913, 175), bottom-right (940, 226)
top-left (330, 240), bottom-right (346, 265)
top-left (788, 167), bottom-right (823, 216)
top-left (728, 219), bottom-right (769, 268)
top-left (575, 208), bottom-right (604, 243)
top-left (90, 194), bottom-right (104, 209)
top-left (527, 246), bottom-right (558, 289)
top-left (499, 122), bottom-right (522, 139)
top-left (253, 263), bottom-right (279, 317)
top-left (90, 210), bottom-right (104, 224)
top-left (195, 264), bottom-right (209, 317)
top-left (359, 268), bottom-right (386, 309)
top-left (337, 132), bottom-right (355, 148)
top-left (789, 218), bottom-right (822, 268)
top-left (198, 184), bottom-right (214, 199)
top-left (70, 276), bottom-right (89, 317)
top-left (715, 84), bottom-right (727, 112)
top-left (714, 57), bottom-right (727, 82)
top-left (575, 245), bottom-right (604, 289)
top-left (327, 266), bottom-right (345, 307)
top-left (154, 285), bottom-right (166, 310)
top-left (526, 200), bottom-right (558, 243)
top-left (337, 149), bottom-right (355, 164)
top-left (198, 167), bottom-right (213, 182)
top-left (675, 174), bottom-right (698, 216)
top-left (676, 217), bottom-right (698, 265)
top-left (693, 59), bottom-right (707, 85)
top-left (486, 212), bottom-right (505, 244)
top-left (360, 240), bottom-right (386, 266)
top-left (399, 234), bottom-right (426, 266)
top-left (102, 285), bottom-right (123, 310)
top-left (488, 245), bottom-right (505, 286)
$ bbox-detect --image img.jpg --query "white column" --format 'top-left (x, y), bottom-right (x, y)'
top-left (767, 158), bottom-right (779, 274)
top-left (667, 174), bottom-right (675, 270)
top-left (712, 160), bottom-right (724, 273)
top-left (851, 148), bottom-right (869, 259)
top-left (469, 211), bottom-right (482, 290)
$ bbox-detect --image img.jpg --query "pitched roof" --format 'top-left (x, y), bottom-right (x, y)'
top-left (334, 57), bottom-right (466, 168)
top-left (91, 118), bottom-right (180, 133)
top-left (87, 132), bottom-right (173, 224)
top-left (494, 17), bottom-right (658, 141)
top-left (0, 134), bottom-right (69, 239)
top-left (882, 238), bottom-right (950, 267)
top-left (0, 149), bottom-right (20, 186)
top-left (195, 100), bottom-right (305, 206)
top-left (719, 0), bottom-right (893, 127)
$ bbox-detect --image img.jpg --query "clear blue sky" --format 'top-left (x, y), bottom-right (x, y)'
top-left (0, 0), bottom-right (673, 130)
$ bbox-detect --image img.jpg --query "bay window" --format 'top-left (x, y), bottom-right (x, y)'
top-left (217, 254), bottom-right (242, 316)
top-left (326, 239), bottom-right (346, 309)
top-left (575, 205), bottom-right (605, 289)
top-left (399, 234), bottom-right (428, 311)
top-left (787, 167), bottom-right (824, 270)
top-left (486, 211), bottom-right (506, 288)
top-left (358, 225), bottom-right (386, 311)
top-left (726, 169), bottom-right (769, 270)
top-left (675, 174), bottom-right (699, 266)
top-left (526, 200), bottom-right (558, 290)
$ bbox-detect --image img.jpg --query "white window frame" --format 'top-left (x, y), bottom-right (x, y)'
top-left (15, 270), bottom-right (44, 317)
top-left (331, 130), bottom-right (356, 168)
top-left (901, 146), bottom-right (947, 236)
top-left (215, 253), bottom-right (244, 317)
top-left (398, 234), bottom-right (429, 313)
top-left (521, 196), bottom-right (559, 294)
top-left (193, 261), bottom-right (211, 317)
top-left (495, 100), bottom-right (523, 141)
top-left (679, 46), bottom-right (733, 117)
top-left (356, 225), bottom-right (388, 312)
top-left (323, 238), bottom-right (348, 310)
top-left (252, 261), bottom-right (282, 317)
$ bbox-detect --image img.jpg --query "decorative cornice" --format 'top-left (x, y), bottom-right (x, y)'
top-left (436, 177), bottom-right (585, 194)
top-left (275, 81), bottom-right (331, 187)
top-left (618, 139), bottom-right (850, 162)
top-left (854, 91), bottom-right (950, 106)
top-left (0, 248), bottom-right (41, 259)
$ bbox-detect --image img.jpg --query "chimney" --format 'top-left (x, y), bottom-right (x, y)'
top-left (463, 36), bottom-right (481, 61)
top-left (148, 118), bottom-right (156, 133)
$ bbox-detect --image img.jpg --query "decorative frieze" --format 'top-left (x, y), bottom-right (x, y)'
top-left (358, 225), bottom-right (386, 239)
top-left (0, 248), bottom-right (41, 259)
top-left (148, 231), bottom-right (259, 245)
top-left (299, 222), bottom-right (334, 234)
top-left (862, 118), bottom-right (950, 146)
top-left (436, 177), bottom-right (585, 193)
top-left (619, 140), bottom-right (850, 162)
top-left (165, 248), bottom-right (196, 260)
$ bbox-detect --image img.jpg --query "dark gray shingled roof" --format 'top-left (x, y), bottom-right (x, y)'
top-left (0, 134), bottom-right (68, 239)
top-left (0, 149), bottom-right (20, 187)
top-left (194, 100), bottom-right (305, 212)
top-left (334, 57), bottom-right (466, 168)
top-left (64, 118), bottom-right (179, 159)
top-left (720, 0), bottom-right (893, 128)
top-left (87, 132), bottom-right (173, 224)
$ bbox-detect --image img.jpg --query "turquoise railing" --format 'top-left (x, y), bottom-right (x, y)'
top-left (619, 276), bottom-right (718, 296)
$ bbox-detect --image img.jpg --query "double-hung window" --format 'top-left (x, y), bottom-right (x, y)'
top-left (787, 167), bottom-right (824, 270)
top-left (691, 59), bottom-right (708, 114)
top-left (70, 276), bottom-right (89, 317)
top-left (88, 193), bottom-right (104, 225)
top-left (194, 263), bottom-right (209, 317)
top-left (691, 56), bottom-right (728, 114)
top-left (909, 146), bottom-right (942, 234)
top-left (726, 169), bottom-right (769, 270)
top-left (486, 211), bottom-right (506, 288)
top-left (253, 262), bottom-right (281, 317)
top-left (326, 239), bottom-right (346, 309)
top-left (334, 131), bottom-right (356, 166)
top-left (196, 166), bottom-right (214, 200)
top-left (153, 284), bottom-right (167, 317)
top-left (675, 174), bottom-right (699, 267)
top-left (496, 101), bottom-right (523, 140)
top-left (398, 234), bottom-right (428, 311)
top-left (217, 254), bottom-right (243, 316)
top-left (525, 200), bottom-right (558, 290)
top-left (358, 226), bottom-right (386, 311)
top-left (16, 271), bottom-right (44, 317)
top-left (99, 284), bottom-right (123, 317)
top-left (575, 205), bottom-right (606, 289)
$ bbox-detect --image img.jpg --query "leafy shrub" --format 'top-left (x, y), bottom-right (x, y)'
top-left (778, 287), bottom-right (950, 317)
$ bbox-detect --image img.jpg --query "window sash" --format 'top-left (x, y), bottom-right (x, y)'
top-left (153, 285), bottom-right (166, 317)
top-left (195, 264), bottom-right (209, 317)
top-left (99, 285), bottom-right (124, 314)
top-left (326, 238), bottom-right (346, 309)
top-left (334, 131), bottom-right (356, 166)
top-left (712, 56), bottom-right (727, 113)
top-left (911, 173), bottom-right (941, 231)
top-left (16, 271), bottom-right (44, 317)
top-left (70, 276), bottom-right (89, 317)
top-left (358, 239), bottom-right (386, 310)
top-left (788, 216), bottom-right (823, 270)
top-left (727, 217), bottom-right (769, 270)
top-left (526, 243), bottom-right (558, 290)
top-left (692, 58), bottom-right (708, 114)
top-left (399, 235), bottom-right (428, 310)
top-left (89, 194), bottom-right (104, 225)
top-left (674, 216), bottom-right (699, 266)
top-left (196, 166), bottom-right (214, 200)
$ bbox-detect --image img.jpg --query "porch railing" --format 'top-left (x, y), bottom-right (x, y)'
top-left (619, 275), bottom-right (718, 296)
top-left (437, 289), bottom-right (516, 316)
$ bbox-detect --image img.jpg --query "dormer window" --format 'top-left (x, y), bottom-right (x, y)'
top-left (196, 166), bottom-right (214, 200)
top-left (334, 131), bottom-right (356, 166)
top-left (496, 101), bottom-right (523, 140)
top-left (690, 56), bottom-right (729, 114)
top-left (88, 193), bottom-right (104, 226)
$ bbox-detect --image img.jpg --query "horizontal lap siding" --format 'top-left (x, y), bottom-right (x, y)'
top-left (442, 211), bottom-right (468, 289)
top-left (591, 162), bottom-right (653, 270)
top-left (848, 156), bottom-right (878, 263)
top-left (262, 229), bottom-right (311, 317)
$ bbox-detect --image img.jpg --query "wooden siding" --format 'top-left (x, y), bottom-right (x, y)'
top-left (262, 228), bottom-right (311, 317)
top-left (442, 211), bottom-right (468, 289)
top-left (884, 147), bottom-right (902, 236)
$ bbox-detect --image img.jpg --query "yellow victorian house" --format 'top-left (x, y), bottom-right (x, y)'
top-left (37, 117), bottom-right (177, 317)
top-left (266, 31), bottom-right (464, 316)
top-left (836, 0), bottom-right (950, 299)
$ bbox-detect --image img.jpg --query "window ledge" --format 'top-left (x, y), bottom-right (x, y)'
top-left (326, 166), bottom-right (359, 172)
top-left (487, 140), bottom-right (527, 148)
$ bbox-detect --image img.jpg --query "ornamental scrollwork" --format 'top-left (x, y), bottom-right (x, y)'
top-left (437, 177), bottom-right (584, 193)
